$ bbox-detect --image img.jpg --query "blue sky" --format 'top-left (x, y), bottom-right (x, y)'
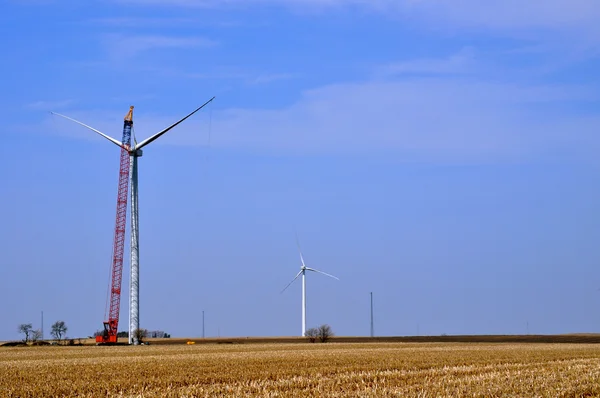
top-left (1, 0), bottom-right (600, 340)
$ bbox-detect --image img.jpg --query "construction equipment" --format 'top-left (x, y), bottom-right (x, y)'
top-left (96, 106), bottom-right (134, 344)
top-left (52, 98), bottom-right (214, 344)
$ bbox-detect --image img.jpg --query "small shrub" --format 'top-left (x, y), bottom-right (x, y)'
top-left (305, 328), bottom-right (318, 343)
top-left (134, 328), bottom-right (148, 344)
top-left (318, 324), bottom-right (333, 343)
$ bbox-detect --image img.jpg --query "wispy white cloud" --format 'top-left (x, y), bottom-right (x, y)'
top-left (203, 79), bottom-right (598, 161)
top-left (103, 34), bottom-right (217, 59)
top-left (397, 0), bottom-right (600, 33)
top-left (89, 17), bottom-right (198, 27)
top-left (249, 73), bottom-right (297, 85)
top-left (26, 99), bottom-right (74, 111)
top-left (113, 0), bottom-right (600, 26)
top-left (184, 71), bottom-right (249, 80)
top-left (114, 0), bottom-right (600, 43)
top-left (88, 16), bottom-right (244, 28)
top-left (148, 68), bottom-right (296, 85)
top-left (41, 77), bottom-right (600, 163)
top-left (377, 47), bottom-right (476, 77)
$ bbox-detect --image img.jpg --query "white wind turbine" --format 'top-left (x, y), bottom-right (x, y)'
top-left (51, 97), bottom-right (214, 344)
top-left (281, 236), bottom-right (339, 336)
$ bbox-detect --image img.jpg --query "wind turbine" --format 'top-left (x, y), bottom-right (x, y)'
top-left (281, 236), bottom-right (339, 336)
top-left (51, 97), bottom-right (214, 344)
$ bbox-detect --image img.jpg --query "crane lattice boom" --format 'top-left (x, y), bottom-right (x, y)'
top-left (96, 106), bottom-right (133, 344)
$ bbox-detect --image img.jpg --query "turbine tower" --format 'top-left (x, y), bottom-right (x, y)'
top-left (52, 97), bottom-right (214, 344)
top-left (281, 236), bottom-right (339, 336)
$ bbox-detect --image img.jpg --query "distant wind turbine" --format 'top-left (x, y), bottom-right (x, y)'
top-left (281, 235), bottom-right (339, 336)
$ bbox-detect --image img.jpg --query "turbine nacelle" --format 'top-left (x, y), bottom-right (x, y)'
top-left (50, 96), bottom-right (215, 154)
top-left (282, 238), bottom-right (340, 293)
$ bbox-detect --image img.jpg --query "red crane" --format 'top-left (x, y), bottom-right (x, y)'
top-left (96, 106), bottom-right (134, 344)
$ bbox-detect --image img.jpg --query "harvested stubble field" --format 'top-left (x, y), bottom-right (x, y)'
top-left (2, 342), bottom-right (600, 397)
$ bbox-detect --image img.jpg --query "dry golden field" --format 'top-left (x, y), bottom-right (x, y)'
top-left (2, 342), bottom-right (600, 397)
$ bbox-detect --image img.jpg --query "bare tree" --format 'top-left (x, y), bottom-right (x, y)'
top-left (318, 324), bottom-right (334, 343)
top-left (18, 324), bottom-right (33, 343)
top-left (134, 328), bottom-right (148, 344)
top-left (305, 328), bottom-right (318, 343)
top-left (31, 329), bottom-right (43, 342)
top-left (51, 321), bottom-right (68, 342)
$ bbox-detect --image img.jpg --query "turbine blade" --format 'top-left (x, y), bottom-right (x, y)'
top-left (50, 112), bottom-right (124, 149)
top-left (132, 126), bottom-right (138, 147)
top-left (135, 96), bottom-right (215, 150)
top-left (295, 232), bottom-right (307, 268)
top-left (305, 267), bottom-right (339, 280)
top-left (280, 271), bottom-right (303, 294)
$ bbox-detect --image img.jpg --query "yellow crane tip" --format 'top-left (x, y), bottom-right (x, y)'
top-left (124, 106), bottom-right (134, 122)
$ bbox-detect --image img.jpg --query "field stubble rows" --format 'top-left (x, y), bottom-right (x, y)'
top-left (1, 342), bottom-right (600, 397)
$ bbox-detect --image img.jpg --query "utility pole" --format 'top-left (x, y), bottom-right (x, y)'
top-left (370, 292), bottom-right (374, 338)
top-left (41, 311), bottom-right (44, 340)
top-left (202, 310), bottom-right (205, 338)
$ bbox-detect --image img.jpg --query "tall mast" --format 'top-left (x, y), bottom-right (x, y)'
top-left (129, 149), bottom-right (140, 344)
top-left (370, 292), bottom-right (374, 338)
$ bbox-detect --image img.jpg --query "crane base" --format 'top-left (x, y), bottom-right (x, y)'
top-left (95, 335), bottom-right (118, 344)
